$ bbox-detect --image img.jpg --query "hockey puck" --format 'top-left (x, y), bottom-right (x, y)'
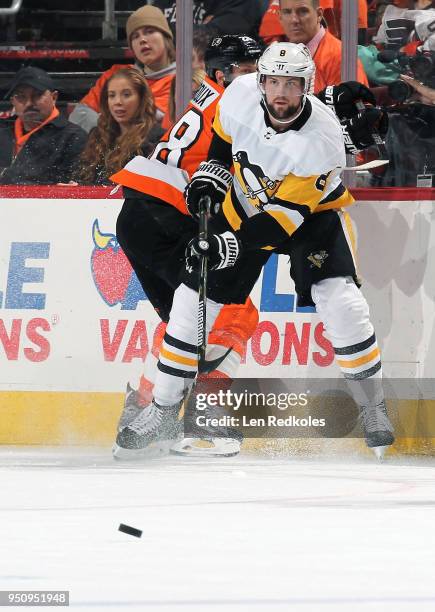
top-left (118, 523), bottom-right (142, 538)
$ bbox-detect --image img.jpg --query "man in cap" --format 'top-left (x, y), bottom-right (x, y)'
top-left (0, 66), bottom-right (87, 185)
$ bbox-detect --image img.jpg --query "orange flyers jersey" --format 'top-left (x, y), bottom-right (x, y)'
top-left (111, 76), bottom-right (224, 215)
top-left (150, 76), bottom-right (224, 179)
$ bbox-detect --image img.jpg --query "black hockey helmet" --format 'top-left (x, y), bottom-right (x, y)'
top-left (205, 35), bottom-right (262, 86)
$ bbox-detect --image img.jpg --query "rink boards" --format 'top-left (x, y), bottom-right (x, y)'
top-left (0, 186), bottom-right (434, 454)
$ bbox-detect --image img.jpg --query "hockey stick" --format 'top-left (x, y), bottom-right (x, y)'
top-left (197, 195), bottom-right (232, 375)
top-left (347, 159), bottom-right (389, 171)
top-left (169, 200), bottom-right (235, 456)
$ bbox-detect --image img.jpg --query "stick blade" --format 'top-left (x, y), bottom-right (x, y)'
top-left (198, 347), bottom-right (233, 374)
top-left (346, 159), bottom-right (389, 171)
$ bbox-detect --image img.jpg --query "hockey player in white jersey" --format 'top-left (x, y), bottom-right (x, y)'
top-left (119, 42), bottom-right (395, 458)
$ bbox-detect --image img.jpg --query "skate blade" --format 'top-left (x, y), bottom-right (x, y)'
top-left (112, 440), bottom-right (174, 461)
top-left (372, 445), bottom-right (389, 461)
top-left (170, 438), bottom-right (241, 458)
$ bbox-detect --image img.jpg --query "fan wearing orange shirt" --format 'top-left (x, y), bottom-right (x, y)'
top-left (259, 0), bottom-right (369, 92)
top-left (69, 5), bottom-right (176, 133)
top-left (260, 0), bottom-right (368, 43)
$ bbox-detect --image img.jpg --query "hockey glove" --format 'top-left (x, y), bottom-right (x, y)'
top-left (317, 82), bottom-right (376, 120)
top-left (341, 107), bottom-right (389, 153)
top-left (184, 160), bottom-right (232, 219)
top-left (185, 231), bottom-right (241, 273)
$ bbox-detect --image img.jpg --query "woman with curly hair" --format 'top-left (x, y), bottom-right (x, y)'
top-left (75, 68), bottom-right (161, 185)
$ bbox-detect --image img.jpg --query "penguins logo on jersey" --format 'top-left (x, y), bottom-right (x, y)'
top-left (233, 151), bottom-right (278, 208)
top-left (308, 250), bottom-right (329, 269)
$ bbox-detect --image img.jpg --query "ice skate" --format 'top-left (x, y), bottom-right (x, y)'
top-left (359, 401), bottom-right (394, 459)
top-left (170, 403), bottom-right (243, 457)
top-left (170, 436), bottom-right (241, 457)
top-left (116, 383), bottom-right (144, 433)
top-left (112, 400), bottom-right (183, 460)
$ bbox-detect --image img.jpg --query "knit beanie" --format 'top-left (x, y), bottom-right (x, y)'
top-left (126, 5), bottom-right (173, 45)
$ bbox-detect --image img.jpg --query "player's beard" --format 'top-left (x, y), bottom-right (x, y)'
top-left (268, 101), bottom-right (302, 122)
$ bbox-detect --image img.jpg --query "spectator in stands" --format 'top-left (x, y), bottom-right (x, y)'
top-left (0, 67), bottom-right (87, 185)
top-left (152, 0), bottom-right (264, 39)
top-left (259, 0), bottom-right (368, 92)
top-left (69, 5), bottom-right (176, 133)
top-left (360, 4), bottom-right (435, 84)
top-left (260, 0), bottom-right (368, 45)
top-left (73, 68), bottom-right (161, 185)
top-left (277, 0), bottom-right (368, 92)
top-left (374, 1), bottom-right (435, 49)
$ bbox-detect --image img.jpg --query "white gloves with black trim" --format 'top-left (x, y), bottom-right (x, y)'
top-left (186, 231), bottom-right (241, 273)
top-left (184, 160), bottom-right (233, 218)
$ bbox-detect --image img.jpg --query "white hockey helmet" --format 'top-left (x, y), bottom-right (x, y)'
top-left (257, 42), bottom-right (315, 122)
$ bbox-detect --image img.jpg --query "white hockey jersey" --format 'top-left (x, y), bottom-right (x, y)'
top-left (212, 73), bottom-right (354, 238)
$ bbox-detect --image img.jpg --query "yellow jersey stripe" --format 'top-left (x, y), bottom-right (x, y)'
top-left (343, 210), bottom-right (357, 258)
top-left (222, 191), bottom-right (243, 231)
top-left (316, 189), bottom-right (354, 211)
top-left (275, 175), bottom-right (324, 210)
top-left (267, 210), bottom-right (298, 237)
top-left (160, 347), bottom-right (198, 367)
top-left (212, 105), bottom-right (232, 144)
top-left (337, 348), bottom-right (380, 369)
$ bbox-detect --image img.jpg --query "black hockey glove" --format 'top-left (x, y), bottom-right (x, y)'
top-left (184, 160), bottom-right (233, 219)
top-left (185, 231), bottom-right (241, 273)
top-left (317, 82), bottom-right (376, 120)
top-left (341, 107), bottom-right (389, 153)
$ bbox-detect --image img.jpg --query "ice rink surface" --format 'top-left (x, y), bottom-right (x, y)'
top-left (0, 447), bottom-right (434, 612)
